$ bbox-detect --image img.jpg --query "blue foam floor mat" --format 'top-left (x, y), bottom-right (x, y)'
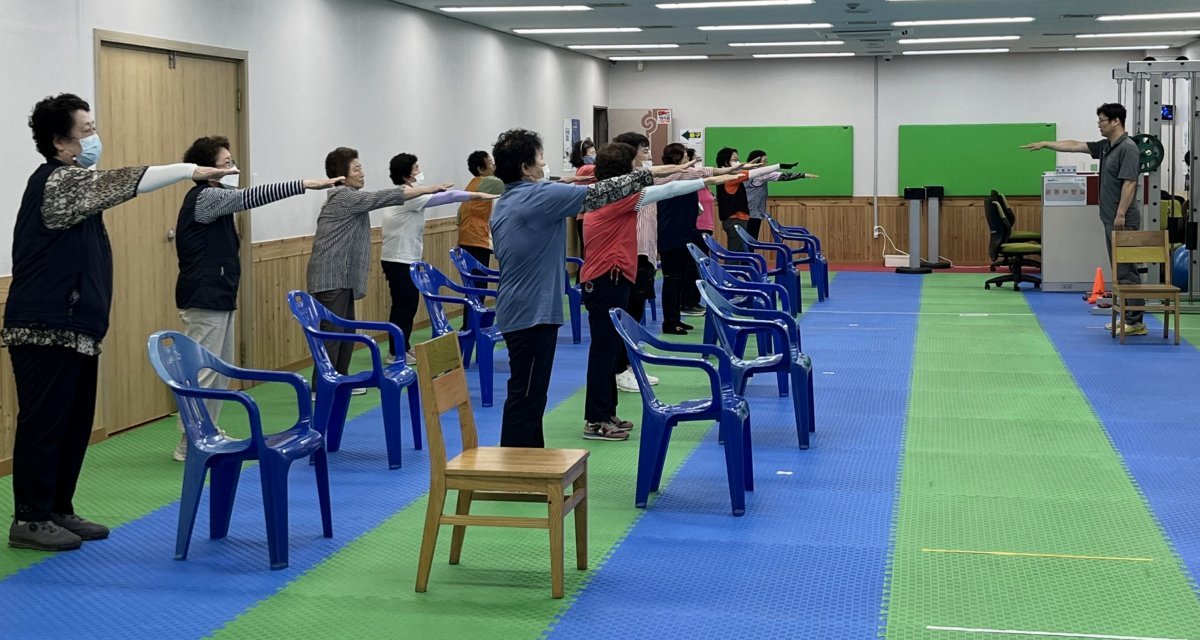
top-left (545, 272), bottom-right (922, 639)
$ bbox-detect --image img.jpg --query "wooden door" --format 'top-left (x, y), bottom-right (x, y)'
top-left (96, 44), bottom-right (241, 435)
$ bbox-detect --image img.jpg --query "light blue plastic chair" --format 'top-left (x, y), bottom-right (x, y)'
top-left (697, 280), bottom-right (816, 449)
top-left (147, 330), bottom-right (332, 570)
top-left (410, 261), bottom-right (504, 407)
top-left (610, 308), bottom-right (752, 516)
top-left (287, 290), bottom-right (421, 470)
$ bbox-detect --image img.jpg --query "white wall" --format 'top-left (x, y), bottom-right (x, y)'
top-left (0, 0), bottom-right (608, 273)
top-left (609, 51), bottom-right (1172, 197)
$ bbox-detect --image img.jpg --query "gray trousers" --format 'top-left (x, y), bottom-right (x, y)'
top-left (312, 288), bottom-right (356, 377)
top-left (177, 308), bottom-right (236, 432)
top-left (1103, 212), bottom-right (1143, 324)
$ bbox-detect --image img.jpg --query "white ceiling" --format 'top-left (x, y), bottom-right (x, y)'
top-left (390, 0), bottom-right (1200, 60)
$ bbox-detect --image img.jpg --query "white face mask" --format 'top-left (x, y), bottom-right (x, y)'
top-left (641, 160), bottom-right (653, 171)
top-left (414, 172), bottom-right (426, 185)
top-left (218, 171), bottom-right (239, 189)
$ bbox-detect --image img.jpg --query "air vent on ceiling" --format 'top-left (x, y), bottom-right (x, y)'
top-left (1060, 14), bottom-right (1098, 19)
top-left (640, 25), bottom-right (675, 30)
top-left (833, 28), bottom-right (894, 40)
top-left (588, 3), bottom-right (628, 7)
top-left (847, 20), bottom-right (879, 25)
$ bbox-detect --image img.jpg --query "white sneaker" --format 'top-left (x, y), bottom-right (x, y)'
top-left (644, 372), bottom-right (659, 386)
top-left (405, 350), bottom-right (417, 365)
top-left (350, 387), bottom-right (368, 396)
top-left (615, 369), bottom-right (640, 393)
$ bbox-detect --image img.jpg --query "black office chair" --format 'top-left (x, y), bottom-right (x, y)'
top-left (984, 199), bottom-right (1042, 291)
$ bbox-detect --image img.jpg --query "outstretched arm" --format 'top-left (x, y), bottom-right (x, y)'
top-left (1021, 140), bottom-right (1089, 153)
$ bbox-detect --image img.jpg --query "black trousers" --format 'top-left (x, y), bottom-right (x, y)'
top-left (621, 255), bottom-right (657, 371)
top-left (381, 261), bottom-right (419, 355)
top-left (723, 218), bottom-right (750, 253)
top-left (659, 246), bottom-right (690, 327)
top-left (459, 244), bottom-right (492, 270)
top-left (11, 345), bottom-right (99, 522)
top-left (312, 288), bottom-right (356, 375)
top-left (583, 273), bottom-right (631, 423)
top-left (682, 232), bottom-right (708, 308)
top-left (500, 324), bottom-right (560, 448)
top-left (746, 217), bottom-right (763, 242)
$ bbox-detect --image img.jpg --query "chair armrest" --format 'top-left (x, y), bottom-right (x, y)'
top-left (335, 319), bottom-right (408, 361)
top-left (168, 386), bottom-right (270, 442)
top-left (300, 329), bottom-right (384, 372)
top-left (565, 257), bottom-right (584, 268)
top-left (720, 253), bottom-right (769, 275)
top-left (445, 280), bottom-right (499, 299)
top-left (634, 349), bottom-right (730, 401)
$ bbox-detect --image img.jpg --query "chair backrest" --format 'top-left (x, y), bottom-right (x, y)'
top-left (983, 199), bottom-right (1011, 259)
top-left (286, 290), bottom-right (337, 375)
top-left (609, 308), bottom-right (664, 406)
top-left (1112, 230), bottom-right (1172, 285)
top-left (449, 247), bottom-right (491, 289)
top-left (992, 190), bottom-right (1018, 228)
top-left (147, 330), bottom-right (228, 442)
top-left (412, 332), bottom-right (478, 475)
top-left (695, 254), bottom-right (749, 291)
top-left (409, 262), bottom-right (458, 337)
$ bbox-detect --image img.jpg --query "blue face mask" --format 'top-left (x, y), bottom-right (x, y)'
top-left (75, 133), bottom-right (102, 169)
top-left (583, 154), bottom-right (596, 165)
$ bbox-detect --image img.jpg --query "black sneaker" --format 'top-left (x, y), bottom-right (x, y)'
top-left (662, 324), bottom-right (689, 335)
top-left (681, 306), bottom-right (706, 316)
top-left (583, 421), bottom-right (630, 441)
top-left (9, 519), bottom-right (82, 551)
top-left (52, 513), bottom-right (110, 541)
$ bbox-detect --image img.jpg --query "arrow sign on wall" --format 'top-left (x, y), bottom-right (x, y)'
top-left (682, 130), bottom-right (702, 140)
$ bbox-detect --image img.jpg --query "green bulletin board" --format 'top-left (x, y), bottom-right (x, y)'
top-left (704, 126), bottom-right (854, 196)
top-left (898, 123), bottom-right (1057, 196)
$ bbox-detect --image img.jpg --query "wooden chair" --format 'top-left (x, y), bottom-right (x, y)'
top-left (412, 333), bottom-right (589, 598)
top-left (1111, 230), bottom-right (1181, 345)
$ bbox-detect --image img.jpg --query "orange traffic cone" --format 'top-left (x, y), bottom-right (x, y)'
top-left (1086, 267), bottom-right (1105, 304)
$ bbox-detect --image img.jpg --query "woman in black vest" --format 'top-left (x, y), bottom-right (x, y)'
top-left (171, 136), bottom-right (343, 462)
top-left (3, 94), bottom-right (236, 552)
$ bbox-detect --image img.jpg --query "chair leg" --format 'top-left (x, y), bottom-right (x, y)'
top-left (379, 383), bottom-right (405, 470)
top-left (478, 339), bottom-right (495, 408)
top-left (807, 366), bottom-right (816, 433)
top-left (742, 414), bottom-right (755, 492)
top-left (312, 447), bottom-right (333, 538)
top-left (776, 368), bottom-right (789, 397)
top-left (175, 457), bottom-right (209, 561)
top-left (1175, 304), bottom-right (1182, 345)
top-left (208, 458), bottom-right (243, 539)
top-left (790, 367), bottom-right (810, 450)
top-left (570, 295), bottom-right (582, 345)
top-left (449, 489), bottom-right (473, 565)
top-left (407, 383), bottom-right (423, 450)
top-left (650, 424), bottom-right (674, 493)
top-left (259, 456), bottom-right (291, 570)
top-left (718, 412), bottom-right (747, 517)
top-left (415, 487), bottom-right (447, 593)
top-left (459, 332), bottom-right (476, 370)
top-left (547, 484), bottom-right (566, 599)
top-left (573, 472), bottom-right (588, 571)
top-left (320, 388), bottom-right (353, 453)
top-left (635, 417), bottom-right (662, 508)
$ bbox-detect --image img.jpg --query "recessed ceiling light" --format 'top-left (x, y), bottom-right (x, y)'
top-left (898, 35), bottom-right (1019, 44)
top-left (697, 23), bottom-right (832, 31)
top-left (1097, 12), bottom-right (1200, 22)
top-left (892, 17), bottom-right (1034, 27)
top-left (728, 40), bottom-right (844, 47)
top-left (658, 0), bottom-right (811, 8)
top-left (1059, 45), bottom-right (1172, 51)
top-left (514, 27), bottom-right (643, 34)
top-left (752, 52), bottom-right (855, 58)
top-left (568, 43), bottom-right (680, 49)
top-left (902, 48), bottom-right (1010, 56)
top-left (609, 55), bottom-right (709, 60)
top-left (441, 5), bottom-right (591, 12)
top-left (1076, 30), bottom-right (1200, 38)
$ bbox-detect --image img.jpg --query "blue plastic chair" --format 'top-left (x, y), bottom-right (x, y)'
top-left (565, 256), bottom-right (584, 344)
top-left (690, 244), bottom-right (789, 357)
top-left (697, 280), bottom-right (816, 449)
top-left (702, 232), bottom-right (768, 282)
top-left (287, 291), bottom-right (422, 469)
top-left (449, 246), bottom-right (501, 289)
top-left (735, 225), bottom-right (807, 313)
top-left (410, 261), bottom-right (505, 407)
top-left (147, 331), bottom-right (332, 570)
top-left (610, 308), bottom-right (752, 516)
top-left (765, 213), bottom-right (830, 301)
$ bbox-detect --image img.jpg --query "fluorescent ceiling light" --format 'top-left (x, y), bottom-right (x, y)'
top-left (514, 27), bottom-right (642, 33)
top-left (658, 0), bottom-right (811, 8)
top-left (441, 5), bottom-right (591, 12)
top-left (1076, 30), bottom-right (1200, 38)
top-left (729, 40), bottom-right (843, 47)
top-left (902, 48), bottom-right (1010, 56)
top-left (1098, 12), bottom-right (1200, 22)
top-left (752, 52), bottom-right (855, 58)
top-left (1059, 45), bottom-right (1172, 51)
top-left (899, 35), bottom-right (1019, 44)
top-left (609, 55), bottom-right (709, 60)
top-left (568, 43), bottom-right (680, 49)
top-left (893, 17), bottom-right (1034, 27)
top-left (697, 22), bottom-right (832, 31)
